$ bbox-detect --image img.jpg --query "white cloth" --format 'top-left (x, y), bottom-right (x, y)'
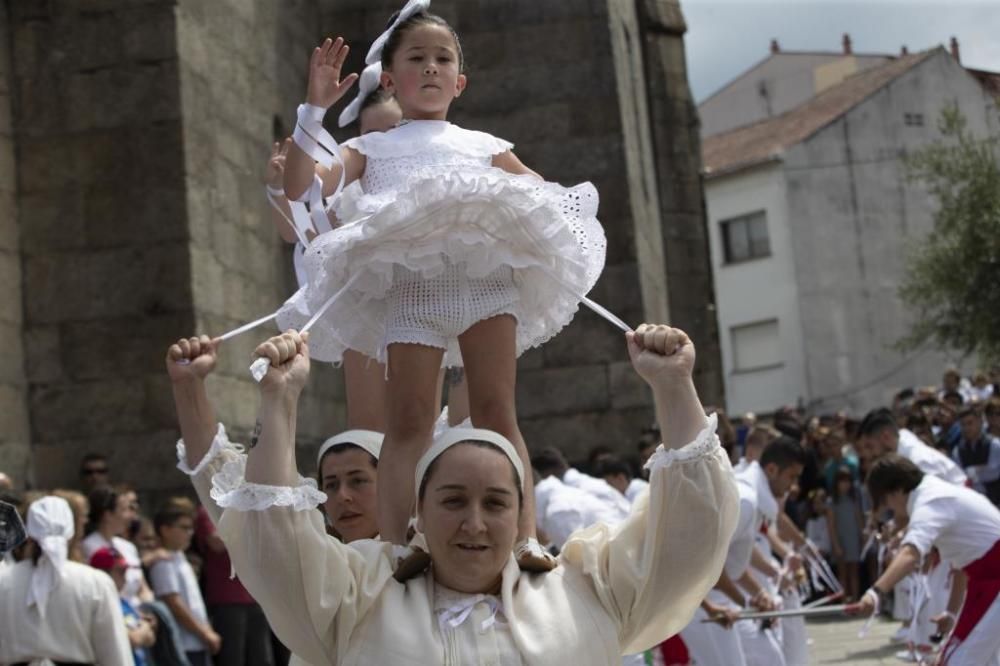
top-left (416, 427), bottom-right (525, 496)
top-left (150, 550), bottom-right (210, 652)
top-left (534, 475), bottom-right (625, 550)
top-left (805, 516), bottom-right (831, 555)
top-left (81, 531), bottom-right (146, 607)
top-left (624, 478), bottom-right (649, 504)
top-left (939, 593), bottom-right (1000, 665)
top-left (178, 417), bottom-right (738, 665)
top-left (0, 559), bottom-right (131, 664)
top-left (24, 496), bottom-right (74, 618)
top-left (737, 615), bottom-right (786, 666)
top-left (562, 468), bottom-right (631, 522)
top-left (780, 586), bottom-right (809, 666)
top-left (952, 435), bottom-right (1000, 491)
top-left (679, 593), bottom-right (747, 666)
top-left (276, 120), bottom-right (606, 365)
top-left (901, 475), bottom-right (1000, 568)
top-left (911, 560), bottom-right (951, 648)
top-left (898, 428), bottom-right (968, 485)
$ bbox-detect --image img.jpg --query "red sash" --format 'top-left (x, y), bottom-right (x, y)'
top-left (941, 538), bottom-right (1000, 663)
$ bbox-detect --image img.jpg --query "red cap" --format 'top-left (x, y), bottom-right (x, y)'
top-left (89, 546), bottom-right (128, 571)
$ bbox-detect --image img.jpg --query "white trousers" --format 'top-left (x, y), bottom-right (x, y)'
top-left (940, 593), bottom-right (1000, 666)
top-left (680, 599), bottom-right (746, 666)
top-left (736, 616), bottom-right (786, 666)
top-left (779, 588), bottom-right (808, 666)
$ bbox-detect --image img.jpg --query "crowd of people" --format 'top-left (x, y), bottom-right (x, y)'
top-left (2, 2), bottom-right (1000, 665)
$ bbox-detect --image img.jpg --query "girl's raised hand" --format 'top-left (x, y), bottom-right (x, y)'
top-left (306, 37), bottom-right (359, 110)
top-left (266, 138), bottom-right (292, 188)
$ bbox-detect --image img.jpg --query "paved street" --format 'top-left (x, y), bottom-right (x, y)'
top-left (807, 616), bottom-right (926, 665)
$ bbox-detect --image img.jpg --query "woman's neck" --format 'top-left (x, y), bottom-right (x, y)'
top-left (98, 522), bottom-right (119, 540)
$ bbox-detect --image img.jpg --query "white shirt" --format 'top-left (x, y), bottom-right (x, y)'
top-left (535, 475), bottom-right (625, 549)
top-left (561, 468), bottom-right (631, 522)
top-left (951, 434), bottom-right (1000, 491)
top-left (150, 550), bottom-right (210, 651)
top-left (81, 531), bottom-right (146, 606)
top-left (897, 429), bottom-right (968, 485)
top-left (902, 475), bottom-right (1000, 568)
top-left (723, 462), bottom-right (775, 581)
top-left (625, 478), bottom-right (649, 504)
top-left (0, 560), bottom-right (131, 665)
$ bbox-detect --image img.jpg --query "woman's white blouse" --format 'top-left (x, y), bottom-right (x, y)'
top-left (179, 419), bottom-right (738, 666)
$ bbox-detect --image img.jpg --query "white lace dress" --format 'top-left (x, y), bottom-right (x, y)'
top-left (276, 120), bottom-right (606, 366)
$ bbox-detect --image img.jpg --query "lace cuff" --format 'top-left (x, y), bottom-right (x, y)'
top-left (209, 455), bottom-right (327, 512)
top-left (176, 424), bottom-right (243, 477)
top-left (643, 414), bottom-right (720, 472)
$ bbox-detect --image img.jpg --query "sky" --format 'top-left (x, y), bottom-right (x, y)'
top-left (681, 1), bottom-right (1000, 102)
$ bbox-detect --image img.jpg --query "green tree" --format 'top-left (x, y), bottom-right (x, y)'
top-left (898, 105), bottom-right (1000, 362)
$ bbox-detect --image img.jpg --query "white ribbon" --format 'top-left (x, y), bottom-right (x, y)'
top-left (25, 496), bottom-right (74, 618)
top-left (437, 594), bottom-right (504, 634)
top-left (291, 104), bottom-right (347, 213)
top-left (365, 0), bottom-right (431, 66)
top-left (857, 587), bottom-right (881, 638)
top-left (338, 62), bottom-right (384, 128)
top-left (266, 186), bottom-right (313, 248)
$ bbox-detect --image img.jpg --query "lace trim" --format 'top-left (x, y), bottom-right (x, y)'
top-left (343, 122), bottom-right (513, 160)
top-left (176, 424), bottom-right (244, 476)
top-left (643, 414), bottom-right (720, 471)
top-left (209, 455), bottom-right (327, 512)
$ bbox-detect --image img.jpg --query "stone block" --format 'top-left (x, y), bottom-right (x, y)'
top-left (0, 250), bottom-right (22, 324)
top-left (0, 189), bottom-right (18, 252)
top-left (0, 439), bottom-right (31, 489)
top-left (0, 320), bottom-right (25, 386)
top-left (30, 377), bottom-right (148, 441)
top-left (16, 190), bottom-right (88, 254)
top-left (541, 309), bottom-right (623, 367)
top-left (520, 405), bottom-right (652, 464)
top-left (0, 384), bottom-right (30, 442)
top-left (516, 364), bottom-right (608, 418)
top-left (190, 248), bottom-right (227, 318)
top-left (23, 325), bottom-right (62, 384)
top-left (608, 360), bottom-right (651, 409)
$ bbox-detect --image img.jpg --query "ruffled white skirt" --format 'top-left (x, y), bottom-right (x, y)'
top-left (276, 166), bottom-right (606, 365)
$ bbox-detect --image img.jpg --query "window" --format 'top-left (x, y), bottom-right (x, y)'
top-left (904, 112), bottom-right (924, 127)
top-left (721, 211), bottom-right (770, 264)
top-left (731, 319), bottom-right (782, 372)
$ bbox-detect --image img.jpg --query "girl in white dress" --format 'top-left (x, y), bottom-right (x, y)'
top-left (278, 2), bottom-right (605, 564)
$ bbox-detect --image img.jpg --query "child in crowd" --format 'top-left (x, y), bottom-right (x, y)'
top-left (828, 467), bottom-right (864, 601)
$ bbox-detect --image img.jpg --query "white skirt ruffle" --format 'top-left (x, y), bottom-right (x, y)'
top-left (276, 167), bottom-right (606, 365)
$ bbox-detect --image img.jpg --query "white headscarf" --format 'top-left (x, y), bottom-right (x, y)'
top-left (316, 429), bottom-right (384, 468)
top-left (25, 496), bottom-right (75, 618)
top-left (415, 428), bottom-right (525, 504)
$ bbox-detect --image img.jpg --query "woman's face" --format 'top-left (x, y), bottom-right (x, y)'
top-left (418, 444), bottom-right (520, 594)
top-left (321, 448), bottom-right (379, 543)
top-left (135, 520), bottom-right (159, 553)
top-left (108, 492), bottom-right (137, 536)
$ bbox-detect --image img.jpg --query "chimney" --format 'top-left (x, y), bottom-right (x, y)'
top-left (900, 45), bottom-right (909, 56)
top-left (950, 36), bottom-right (960, 63)
top-left (770, 38), bottom-right (780, 54)
top-left (842, 33), bottom-right (852, 55)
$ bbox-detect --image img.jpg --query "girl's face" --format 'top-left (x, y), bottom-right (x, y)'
top-left (811, 495), bottom-right (825, 513)
top-left (359, 98), bottom-right (403, 135)
top-left (837, 478), bottom-right (852, 494)
top-left (136, 521), bottom-right (159, 553)
top-left (382, 23), bottom-right (466, 120)
top-left (321, 448), bottom-right (379, 543)
top-left (418, 444), bottom-right (520, 594)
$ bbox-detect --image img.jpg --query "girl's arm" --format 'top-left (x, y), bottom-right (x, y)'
top-left (266, 139), bottom-right (299, 244)
top-left (492, 150), bottom-right (542, 180)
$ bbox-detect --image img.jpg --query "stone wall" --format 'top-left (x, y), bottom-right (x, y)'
top-left (0, 0), bottom-right (31, 489)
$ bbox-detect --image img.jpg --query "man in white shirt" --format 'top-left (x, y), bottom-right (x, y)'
top-left (854, 455), bottom-right (1000, 665)
top-left (856, 408), bottom-right (967, 485)
top-left (534, 473), bottom-right (625, 550)
top-left (531, 447), bottom-right (631, 522)
top-left (681, 436), bottom-right (806, 666)
top-left (595, 456), bottom-right (649, 504)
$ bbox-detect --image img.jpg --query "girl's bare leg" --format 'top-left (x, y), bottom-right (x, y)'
top-left (457, 315), bottom-right (536, 542)
top-left (343, 349), bottom-right (387, 432)
top-left (445, 368), bottom-right (470, 426)
top-left (379, 343), bottom-right (444, 544)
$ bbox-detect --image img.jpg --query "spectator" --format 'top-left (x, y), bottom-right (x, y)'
top-left (0, 471), bottom-right (12, 491)
top-left (970, 371), bottom-right (994, 402)
top-left (820, 428), bottom-right (860, 493)
top-left (82, 484), bottom-right (153, 606)
top-left (150, 497), bottom-right (220, 665)
top-left (90, 546), bottom-right (156, 665)
top-left (985, 397), bottom-right (1000, 438)
top-left (79, 453), bottom-right (111, 494)
top-left (597, 455), bottom-right (648, 503)
top-left (194, 504), bottom-right (275, 666)
top-left (51, 489), bottom-right (87, 563)
top-left (804, 488), bottom-right (832, 559)
top-left (953, 405), bottom-right (1000, 506)
top-left (934, 400), bottom-right (962, 452)
top-left (939, 367), bottom-right (971, 403)
top-left (827, 466), bottom-right (863, 601)
top-left (0, 496), bottom-right (131, 664)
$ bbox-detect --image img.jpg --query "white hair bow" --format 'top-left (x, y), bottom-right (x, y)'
top-left (365, 0), bottom-right (431, 66)
top-left (338, 62), bottom-right (384, 128)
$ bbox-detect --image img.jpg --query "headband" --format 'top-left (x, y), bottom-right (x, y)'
top-left (316, 429), bottom-right (384, 467)
top-left (365, 0), bottom-right (431, 66)
top-left (415, 428), bottom-right (525, 503)
top-left (338, 62), bottom-right (385, 128)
